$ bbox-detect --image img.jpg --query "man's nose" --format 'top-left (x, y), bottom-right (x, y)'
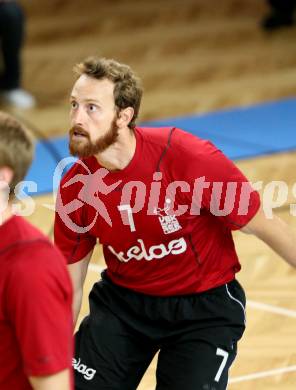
top-left (72, 107), bottom-right (86, 127)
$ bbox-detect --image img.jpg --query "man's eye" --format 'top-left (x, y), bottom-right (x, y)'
top-left (89, 104), bottom-right (97, 112)
top-left (71, 101), bottom-right (78, 109)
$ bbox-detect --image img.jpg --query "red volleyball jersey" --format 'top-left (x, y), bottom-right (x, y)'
top-left (0, 216), bottom-right (73, 390)
top-left (55, 127), bottom-right (260, 295)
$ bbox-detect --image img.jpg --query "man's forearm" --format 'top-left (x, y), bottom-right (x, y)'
top-left (73, 288), bottom-right (83, 327)
top-left (67, 251), bottom-right (93, 328)
top-left (256, 215), bottom-right (296, 268)
top-left (242, 207), bottom-right (296, 268)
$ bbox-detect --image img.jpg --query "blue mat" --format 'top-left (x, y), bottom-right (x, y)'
top-left (25, 97), bottom-right (296, 195)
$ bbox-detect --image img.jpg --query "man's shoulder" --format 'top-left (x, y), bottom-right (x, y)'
top-left (138, 127), bottom-right (219, 165)
top-left (136, 126), bottom-right (176, 147)
top-left (0, 216), bottom-right (61, 264)
top-left (60, 156), bottom-right (96, 186)
top-left (6, 216), bottom-right (50, 243)
top-left (137, 126), bottom-right (213, 153)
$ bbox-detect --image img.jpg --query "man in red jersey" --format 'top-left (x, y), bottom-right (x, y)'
top-left (54, 57), bottom-right (296, 390)
top-left (0, 111), bottom-right (73, 390)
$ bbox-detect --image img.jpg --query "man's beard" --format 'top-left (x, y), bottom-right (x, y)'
top-left (69, 117), bottom-right (119, 158)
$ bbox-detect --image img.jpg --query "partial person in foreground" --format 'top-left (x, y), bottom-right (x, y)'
top-left (262, 0), bottom-right (296, 30)
top-left (0, 111), bottom-right (73, 389)
top-left (54, 56), bottom-right (296, 390)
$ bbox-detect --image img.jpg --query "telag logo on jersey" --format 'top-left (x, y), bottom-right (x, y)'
top-left (108, 237), bottom-right (187, 263)
top-left (72, 357), bottom-right (96, 381)
top-left (154, 198), bottom-right (182, 234)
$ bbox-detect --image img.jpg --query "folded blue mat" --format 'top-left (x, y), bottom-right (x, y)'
top-left (25, 97), bottom-right (296, 195)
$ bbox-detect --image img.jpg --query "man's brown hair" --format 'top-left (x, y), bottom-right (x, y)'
top-left (74, 57), bottom-right (143, 129)
top-left (0, 111), bottom-right (34, 195)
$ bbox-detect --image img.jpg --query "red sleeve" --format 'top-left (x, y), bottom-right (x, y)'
top-left (6, 243), bottom-right (73, 376)
top-left (54, 171), bottom-right (97, 264)
top-left (173, 129), bottom-right (261, 230)
top-left (200, 143), bottom-right (260, 230)
top-left (54, 210), bottom-right (96, 264)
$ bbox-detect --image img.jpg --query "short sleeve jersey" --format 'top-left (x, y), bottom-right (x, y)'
top-left (0, 216), bottom-right (73, 390)
top-left (55, 127), bottom-right (260, 295)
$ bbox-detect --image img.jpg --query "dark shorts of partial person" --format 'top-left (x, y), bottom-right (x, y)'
top-left (74, 271), bottom-right (246, 390)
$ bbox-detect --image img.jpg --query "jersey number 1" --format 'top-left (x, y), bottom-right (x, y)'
top-left (118, 205), bottom-right (136, 232)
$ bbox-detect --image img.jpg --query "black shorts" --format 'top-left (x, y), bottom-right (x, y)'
top-left (74, 272), bottom-right (246, 390)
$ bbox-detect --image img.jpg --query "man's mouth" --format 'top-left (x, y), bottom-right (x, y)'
top-left (72, 129), bottom-right (88, 138)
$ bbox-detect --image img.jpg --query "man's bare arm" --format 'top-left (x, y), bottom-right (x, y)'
top-left (241, 206), bottom-right (296, 267)
top-left (68, 250), bottom-right (93, 326)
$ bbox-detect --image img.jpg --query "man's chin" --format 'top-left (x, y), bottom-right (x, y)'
top-left (69, 139), bottom-right (115, 158)
top-left (69, 146), bottom-right (90, 158)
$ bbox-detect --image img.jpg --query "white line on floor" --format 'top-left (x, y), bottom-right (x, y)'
top-left (247, 300), bottom-right (296, 318)
top-left (229, 365), bottom-right (296, 383)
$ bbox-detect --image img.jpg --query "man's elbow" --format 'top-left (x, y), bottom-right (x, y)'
top-left (239, 207), bottom-right (270, 237)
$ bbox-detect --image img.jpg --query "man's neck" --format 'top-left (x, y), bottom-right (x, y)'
top-left (0, 203), bottom-right (12, 226)
top-left (95, 128), bottom-right (137, 171)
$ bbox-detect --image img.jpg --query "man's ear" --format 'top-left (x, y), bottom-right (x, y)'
top-left (0, 167), bottom-right (14, 190)
top-left (117, 107), bottom-right (134, 128)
